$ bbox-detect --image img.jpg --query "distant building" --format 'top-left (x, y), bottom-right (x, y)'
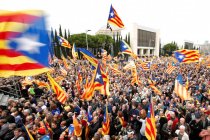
top-left (95, 25), bottom-right (121, 36)
top-left (130, 23), bottom-right (160, 56)
top-left (184, 41), bottom-right (194, 49)
top-left (198, 41), bottom-right (210, 54)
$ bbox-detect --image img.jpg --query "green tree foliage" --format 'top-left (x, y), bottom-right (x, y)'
top-left (163, 42), bottom-right (178, 56)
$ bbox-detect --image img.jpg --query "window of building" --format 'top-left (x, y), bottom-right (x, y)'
top-left (137, 29), bottom-right (156, 47)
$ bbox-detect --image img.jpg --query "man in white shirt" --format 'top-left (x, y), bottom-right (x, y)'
top-left (175, 125), bottom-right (189, 140)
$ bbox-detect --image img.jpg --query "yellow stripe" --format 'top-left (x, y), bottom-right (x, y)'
top-left (0, 22), bottom-right (28, 32)
top-left (0, 68), bottom-right (49, 78)
top-left (0, 40), bottom-right (7, 49)
top-left (0, 56), bottom-right (35, 64)
top-left (0, 10), bottom-right (44, 16)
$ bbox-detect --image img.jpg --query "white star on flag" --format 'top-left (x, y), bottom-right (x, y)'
top-left (15, 35), bottom-right (45, 54)
top-left (123, 45), bottom-right (127, 49)
top-left (96, 73), bottom-right (101, 80)
top-left (110, 12), bottom-right (114, 17)
top-left (178, 55), bottom-right (184, 59)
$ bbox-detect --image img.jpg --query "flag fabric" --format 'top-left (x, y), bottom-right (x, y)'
top-left (174, 74), bottom-right (191, 100)
top-left (107, 4), bottom-right (124, 30)
top-left (102, 105), bottom-right (110, 135)
top-left (78, 48), bottom-right (98, 68)
top-left (81, 73), bottom-right (96, 101)
top-left (148, 79), bottom-right (161, 95)
top-left (131, 67), bottom-right (141, 86)
top-left (186, 76), bottom-right (189, 90)
top-left (61, 55), bottom-right (69, 70)
top-left (119, 117), bottom-right (127, 128)
top-left (101, 70), bottom-right (110, 96)
top-left (93, 63), bottom-right (106, 95)
top-left (0, 10), bottom-right (50, 77)
top-left (57, 36), bottom-right (71, 48)
top-left (108, 64), bottom-right (122, 75)
top-left (72, 43), bottom-right (78, 59)
top-left (165, 62), bottom-right (176, 74)
top-left (73, 116), bottom-right (82, 137)
top-left (207, 63), bottom-right (210, 68)
top-left (145, 96), bottom-right (157, 140)
top-left (141, 62), bottom-right (151, 70)
top-left (47, 73), bottom-right (67, 104)
top-left (174, 49), bottom-right (199, 63)
top-left (120, 40), bottom-right (137, 59)
top-left (76, 72), bottom-right (82, 94)
top-left (23, 125), bottom-right (34, 140)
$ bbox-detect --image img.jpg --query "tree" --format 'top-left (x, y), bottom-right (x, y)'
top-left (54, 29), bottom-right (61, 58)
top-left (59, 25), bottom-right (63, 37)
top-left (163, 42), bottom-right (178, 56)
top-left (128, 32), bottom-right (130, 45)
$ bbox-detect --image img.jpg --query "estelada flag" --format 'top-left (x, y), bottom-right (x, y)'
top-left (47, 73), bottom-right (67, 104)
top-left (0, 10), bottom-right (50, 77)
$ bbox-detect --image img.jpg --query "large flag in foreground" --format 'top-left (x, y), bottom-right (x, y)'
top-left (145, 96), bottom-right (157, 140)
top-left (47, 73), bottom-right (67, 104)
top-left (0, 10), bottom-right (50, 77)
top-left (107, 4), bottom-right (124, 31)
top-left (120, 40), bottom-right (137, 59)
top-left (174, 49), bottom-right (199, 63)
top-left (174, 74), bottom-right (191, 100)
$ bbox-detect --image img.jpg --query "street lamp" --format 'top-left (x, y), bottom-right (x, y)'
top-left (86, 30), bottom-right (91, 50)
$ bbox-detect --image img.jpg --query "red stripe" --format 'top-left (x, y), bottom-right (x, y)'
top-left (0, 63), bottom-right (44, 70)
top-left (0, 31), bottom-right (20, 39)
top-left (110, 18), bottom-right (124, 27)
top-left (109, 19), bottom-right (124, 28)
top-left (146, 119), bottom-right (156, 138)
top-left (145, 126), bottom-right (152, 138)
top-left (0, 13), bottom-right (39, 23)
top-left (112, 18), bottom-right (124, 26)
top-left (0, 49), bottom-right (23, 57)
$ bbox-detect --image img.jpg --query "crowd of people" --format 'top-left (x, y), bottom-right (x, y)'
top-left (0, 56), bottom-right (210, 140)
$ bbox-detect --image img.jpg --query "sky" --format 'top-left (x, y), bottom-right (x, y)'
top-left (1, 0), bottom-right (210, 45)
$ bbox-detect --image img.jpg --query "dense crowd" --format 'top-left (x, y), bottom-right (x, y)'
top-left (0, 56), bottom-right (210, 140)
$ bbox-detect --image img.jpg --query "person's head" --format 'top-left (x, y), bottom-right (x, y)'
top-left (180, 118), bottom-right (185, 124)
top-left (168, 120), bottom-right (173, 126)
top-left (0, 119), bottom-right (7, 126)
top-left (140, 109), bottom-right (147, 119)
top-left (93, 116), bottom-right (98, 123)
top-left (170, 111), bottom-right (175, 119)
top-left (179, 125), bottom-right (185, 134)
top-left (51, 122), bottom-right (57, 129)
top-left (2, 110), bottom-right (9, 117)
top-left (127, 130), bottom-right (134, 138)
top-left (9, 123), bottom-right (16, 130)
top-left (14, 128), bottom-right (23, 137)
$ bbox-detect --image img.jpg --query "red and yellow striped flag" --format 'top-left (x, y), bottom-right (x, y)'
top-left (148, 79), bottom-right (161, 95)
top-left (47, 73), bottom-right (67, 104)
top-left (145, 96), bottom-right (157, 140)
top-left (73, 116), bottom-right (82, 137)
top-left (102, 105), bottom-right (110, 135)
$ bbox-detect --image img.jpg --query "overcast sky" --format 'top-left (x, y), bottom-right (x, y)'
top-left (1, 0), bottom-right (210, 44)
